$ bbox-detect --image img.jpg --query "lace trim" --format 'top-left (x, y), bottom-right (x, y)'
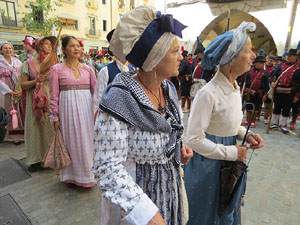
top-left (142, 33), bottom-right (175, 72)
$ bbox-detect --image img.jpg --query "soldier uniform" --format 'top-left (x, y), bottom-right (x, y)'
top-left (270, 49), bottom-right (300, 134)
top-left (263, 55), bottom-right (276, 124)
top-left (242, 56), bottom-right (269, 128)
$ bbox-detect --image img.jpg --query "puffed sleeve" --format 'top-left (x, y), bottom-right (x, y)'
top-left (49, 65), bottom-right (60, 122)
top-left (20, 61), bottom-right (30, 78)
top-left (92, 111), bottom-right (158, 225)
top-left (186, 89), bottom-right (238, 161)
top-left (0, 80), bottom-right (12, 95)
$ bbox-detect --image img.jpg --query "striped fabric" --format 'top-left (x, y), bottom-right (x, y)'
top-left (59, 89), bottom-right (95, 187)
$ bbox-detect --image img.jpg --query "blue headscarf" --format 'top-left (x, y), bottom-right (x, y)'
top-left (202, 21), bottom-right (256, 71)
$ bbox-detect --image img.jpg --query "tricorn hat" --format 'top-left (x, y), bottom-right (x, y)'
top-left (267, 55), bottom-right (275, 60)
top-left (182, 50), bottom-right (188, 57)
top-left (286, 48), bottom-right (298, 55)
top-left (106, 29), bottom-right (115, 56)
top-left (253, 55), bottom-right (266, 63)
top-left (194, 37), bottom-right (205, 55)
top-left (275, 56), bottom-right (284, 61)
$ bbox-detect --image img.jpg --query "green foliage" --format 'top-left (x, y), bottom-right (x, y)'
top-left (20, 0), bottom-right (62, 35)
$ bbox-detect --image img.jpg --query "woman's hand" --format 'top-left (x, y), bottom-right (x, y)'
top-left (246, 133), bottom-right (264, 149)
top-left (37, 74), bottom-right (47, 83)
top-left (271, 82), bottom-right (276, 88)
top-left (147, 212), bottom-right (166, 225)
top-left (10, 91), bottom-right (22, 98)
top-left (293, 96), bottom-right (299, 103)
top-left (236, 145), bottom-right (248, 162)
top-left (54, 121), bottom-right (60, 130)
top-left (180, 145), bottom-right (193, 165)
top-left (262, 95), bottom-right (267, 102)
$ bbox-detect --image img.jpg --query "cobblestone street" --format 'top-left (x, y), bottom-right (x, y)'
top-left (1, 112), bottom-right (300, 225)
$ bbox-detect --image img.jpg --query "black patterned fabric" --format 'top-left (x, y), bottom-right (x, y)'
top-left (100, 72), bottom-right (183, 165)
top-left (136, 158), bottom-right (184, 225)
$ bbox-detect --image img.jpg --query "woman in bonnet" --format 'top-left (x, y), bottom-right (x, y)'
top-left (20, 36), bottom-right (56, 170)
top-left (184, 22), bottom-right (264, 225)
top-left (92, 5), bottom-right (193, 225)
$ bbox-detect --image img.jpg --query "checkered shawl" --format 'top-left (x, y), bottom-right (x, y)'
top-left (100, 72), bottom-right (183, 164)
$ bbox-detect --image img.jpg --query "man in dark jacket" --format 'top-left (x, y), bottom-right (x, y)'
top-left (242, 56), bottom-right (269, 128)
top-left (191, 41), bottom-right (205, 79)
top-left (179, 50), bottom-right (192, 112)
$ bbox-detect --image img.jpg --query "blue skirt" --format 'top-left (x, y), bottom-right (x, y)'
top-left (184, 133), bottom-right (247, 225)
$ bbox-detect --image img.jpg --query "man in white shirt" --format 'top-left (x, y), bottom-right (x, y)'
top-left (94, 29), bottom-right (130, 113)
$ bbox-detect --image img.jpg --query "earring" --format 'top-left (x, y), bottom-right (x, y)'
top-left (229, 67), bottom-right (232, 75)
top-left (154, 68), bottom-right (157, 84)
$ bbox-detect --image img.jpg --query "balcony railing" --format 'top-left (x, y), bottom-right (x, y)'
top-left (85, 27), bottom-right (101, 38)
top-left (1, 17), bottom-right (17, 27)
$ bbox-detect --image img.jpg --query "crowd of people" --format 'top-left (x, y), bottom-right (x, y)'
top-left (173, 37), bottom-right (300, 135)
top-left (0, 4), bottom-right (299, 225)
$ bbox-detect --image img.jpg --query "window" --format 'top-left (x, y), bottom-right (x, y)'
top-left (87, 0), bottom-right (95, 7)
top-left (118, 0), bottom-right (125, 9)
top-left (0, 0), bottom-right (17, 27)
top-left (103, 20), bottom-right (107, 32)
top-left (30, 4), bottom-right (44, 25)
top-left (59, 17), bottom-right (78, 30)
top-left (89, 16), bottom-right (96, 35)
top-left (102, 0), bottom-right (106, 4)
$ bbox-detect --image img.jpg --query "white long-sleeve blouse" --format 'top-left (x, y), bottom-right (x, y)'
top-left (186, 71), bottom-right (247, 161)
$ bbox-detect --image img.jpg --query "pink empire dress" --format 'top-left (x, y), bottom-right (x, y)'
top-left (49, 63), bottom-right (96, 187)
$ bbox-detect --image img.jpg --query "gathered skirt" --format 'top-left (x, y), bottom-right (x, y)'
top-left (25, 83), bottom-right (54, 165)
top-left (59, 89), bottom-right (95, 187)
top-left (101, 158), bottom-right (185, 225)
top-left (184, 133), bottom-right (247, 225)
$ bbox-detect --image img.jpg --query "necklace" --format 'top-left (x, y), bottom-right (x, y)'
top-left (65, 61), bottom-right (81, 79)
top-left (137, 75), bottom-right (165, 114)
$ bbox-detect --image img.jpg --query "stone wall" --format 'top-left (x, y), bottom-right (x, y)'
top-left (208, 0), bottom-right (287, 16)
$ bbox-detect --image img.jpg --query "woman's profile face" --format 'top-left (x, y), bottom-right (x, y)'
top-left (156, 36), bottom-right (183, 78)
top-left (42, 39), bottom-right (52, 54)
top-left (232, 37), bottom-right (256, 75)
top-left (1, 44), bottom-right (13, 57)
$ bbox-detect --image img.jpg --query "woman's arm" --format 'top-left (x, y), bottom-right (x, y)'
top-left (49, 66), bottom-right (60, 123)
top-left (92, 112), bottom-right (158, 225)
top-left (186, 89), bottom-right (238, 161)
top-left (20, 75), bottom-right (37, 90)
top-left (0, 80), bottom-right (13, 95)
top-left (20, 62), bottom-right (37, 90)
